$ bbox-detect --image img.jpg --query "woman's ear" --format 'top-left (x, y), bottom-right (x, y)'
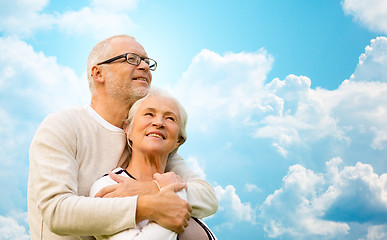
top-left (125, 122), bottom-right (133, 141)
top-left (175, 136), bottom-right (184, 149)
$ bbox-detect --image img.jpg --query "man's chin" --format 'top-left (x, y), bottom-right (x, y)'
top-left (132, 86), bottom-right (150, 99)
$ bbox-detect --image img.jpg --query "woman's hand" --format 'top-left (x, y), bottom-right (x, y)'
top-left (153, 172), bottom-right (186, 189)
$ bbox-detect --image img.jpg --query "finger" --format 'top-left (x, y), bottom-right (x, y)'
top-left (183, 219), bottom-right (189, 228)
top-left (94, 184), bottom-right (117, 198)
top-left (187, 203), bottom-right (193, 214)
top-left (108, 172), bottom-right (126, 183)
top-left (153, 172), bottom-right (162, 180)
top-left (163, 182), bottom-right (186, 193)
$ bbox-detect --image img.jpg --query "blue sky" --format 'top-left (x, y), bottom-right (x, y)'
top-left (1, 0), bottom-right (387, 239)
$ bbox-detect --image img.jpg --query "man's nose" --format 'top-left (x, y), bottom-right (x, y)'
top-left (138, 59), bottom-right (150, 71)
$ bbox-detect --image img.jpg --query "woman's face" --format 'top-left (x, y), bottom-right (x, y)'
top-left (127, 95), bottom-right (181, 156)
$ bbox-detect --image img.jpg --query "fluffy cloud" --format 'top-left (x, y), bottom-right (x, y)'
top-left (366, 225), bottom-right (387, 240)
top-left (55, 2), bottom-right (138, 39)
top-left (214, 185), bottom-right (257, 225)
top-left (257, 38), bottom-right (387, 155)
top-left (255, 38), bottom-right (387, 155)
top-left (342, 0), bottom-right (387, 34)
top-left (259, 158), bottom-right (387, 239)
top-left (0, 215), bottom-right (29, 240)
top-left (245, 183), bottom-right (261, 193)
top-left (0, 0), bottom-right (139, 39)
top-left (350, 37), bottom-right (387, 83)
top-left (185, 156), bottom-right (207, 180)
top-left (168, 37), bottom-right (387, 156)
top-left (167, 48), bottom-right (274, 132)
top-left (0, 36), bottom-right (89, 115)
top-left (0, 0), bottom-right (53, 36)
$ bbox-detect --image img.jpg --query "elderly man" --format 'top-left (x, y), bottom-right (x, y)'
top-left (28, 35), bottom-right (218, 239)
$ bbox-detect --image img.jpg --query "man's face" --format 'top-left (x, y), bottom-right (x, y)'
top-left (103, 37), bottom-right (153, 101)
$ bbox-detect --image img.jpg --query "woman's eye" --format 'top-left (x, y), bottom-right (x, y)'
top-left (144, 112), bottom-right (153, 116)
top-left (166, 116), bottom-right (175, 121)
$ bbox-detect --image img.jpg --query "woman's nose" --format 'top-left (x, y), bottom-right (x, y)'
top-left (152, 118), bottom-right (164, 128)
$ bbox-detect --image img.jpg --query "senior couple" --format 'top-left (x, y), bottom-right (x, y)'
top-left (28, 35), bottom-right (218, 239)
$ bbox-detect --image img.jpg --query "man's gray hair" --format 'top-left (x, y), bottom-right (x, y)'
top-left (86, 35), bottom-right (135, 95)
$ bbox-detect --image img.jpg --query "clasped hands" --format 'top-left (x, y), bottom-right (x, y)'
top-left (94, 172), bottom-right (192, 233)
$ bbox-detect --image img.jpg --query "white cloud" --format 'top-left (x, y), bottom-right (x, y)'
top-left (342, 0), bottom-right (387, 34)
top-left (366, 225), bottom-right (387, 240)
top-left (166, 48), bottom-right (274, 132)
top-left (254, 37), bottom-right (387, 155)
top-left (0, 36), bottom-right (89, 114)
top-left (185, 156), bottom-right (207, 179)
top-left (244, 183), bottom-right (261, 193)
top-left (164, 37), bottom-right (387, 157)
top-left (215, 185), bottom-right (257, 225)
top-left (0, 0), bottom-right (139, 39)
top-left (56, 6), bottom-right (138, 39)
top-left (350, 37), bottom-right (387, 83)
top-left (0, 215), bottom-right (29, 240)
top-left (0, 0), bottom-right (53, 37)
top-left (259, 158), bottom-right (387, 239)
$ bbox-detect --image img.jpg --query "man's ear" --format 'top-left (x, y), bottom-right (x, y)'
top-left (91, 65), bottom-right (104, 84)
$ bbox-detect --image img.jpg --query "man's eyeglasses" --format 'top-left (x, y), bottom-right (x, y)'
top-left (97, 52), bottom-right (157, 71)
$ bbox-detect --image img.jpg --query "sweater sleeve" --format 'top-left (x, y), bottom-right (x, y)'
top-left (29, 113), bottom-right (137, 236)
top-left (165, 154), bottom-right (218, 218)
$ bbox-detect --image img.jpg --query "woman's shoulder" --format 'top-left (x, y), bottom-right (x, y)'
top-left (89, 167), bottom-right (126, 197)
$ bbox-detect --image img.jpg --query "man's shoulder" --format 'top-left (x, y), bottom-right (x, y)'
top-left (35, 107), bottom-right (90, 134)
top-left (43, 106), bottom-right (88, 124)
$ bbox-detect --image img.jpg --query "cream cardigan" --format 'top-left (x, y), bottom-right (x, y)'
top-left (28, 106), bottom-right (217, 240)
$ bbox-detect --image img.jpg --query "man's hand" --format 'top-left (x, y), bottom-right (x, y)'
top-left (94, 172), bottom-right (159, 198)
top-left (136, 182), bottom-right (192, 233)
top-left (153, 172), bottom-right (185, 189)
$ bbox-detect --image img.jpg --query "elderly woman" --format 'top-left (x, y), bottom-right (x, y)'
top-left (90, 88), bottom-right (216, 240)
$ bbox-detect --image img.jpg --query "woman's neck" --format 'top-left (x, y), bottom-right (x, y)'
top-left (126, 151), bottom-right (169, 181)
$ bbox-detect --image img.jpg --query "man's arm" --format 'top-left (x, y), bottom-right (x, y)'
top-left (95, 153), bottom-right (218, 219)
top-left (136, 183), bottom-right (192, 233)
top-left (90, 172), bottom-right (191, 234)
top-left (28, 113), bottom-right (137, 236)
top-left (166, 154), bottom-right (218, 218)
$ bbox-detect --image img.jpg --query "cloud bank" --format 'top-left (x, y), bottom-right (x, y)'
top-left (167, 37), bottom-right (387, 157)
top-left (260, 158), bottom-right (387, 239)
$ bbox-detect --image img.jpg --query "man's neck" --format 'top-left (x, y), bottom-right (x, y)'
top-left (90, 96), bottom-right (135, 128)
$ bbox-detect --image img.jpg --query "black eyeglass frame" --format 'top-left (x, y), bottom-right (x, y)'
top-left (97, 52), bottom-right (157, 71)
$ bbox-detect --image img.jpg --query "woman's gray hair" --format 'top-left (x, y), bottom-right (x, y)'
top-left (86, 35), bottom-right (135, 95)
top-left (124, 87), bottom-right (188, 157)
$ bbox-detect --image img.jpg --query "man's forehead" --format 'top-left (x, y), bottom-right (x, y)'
top-left (110, 37), bottom-right (147, 56)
